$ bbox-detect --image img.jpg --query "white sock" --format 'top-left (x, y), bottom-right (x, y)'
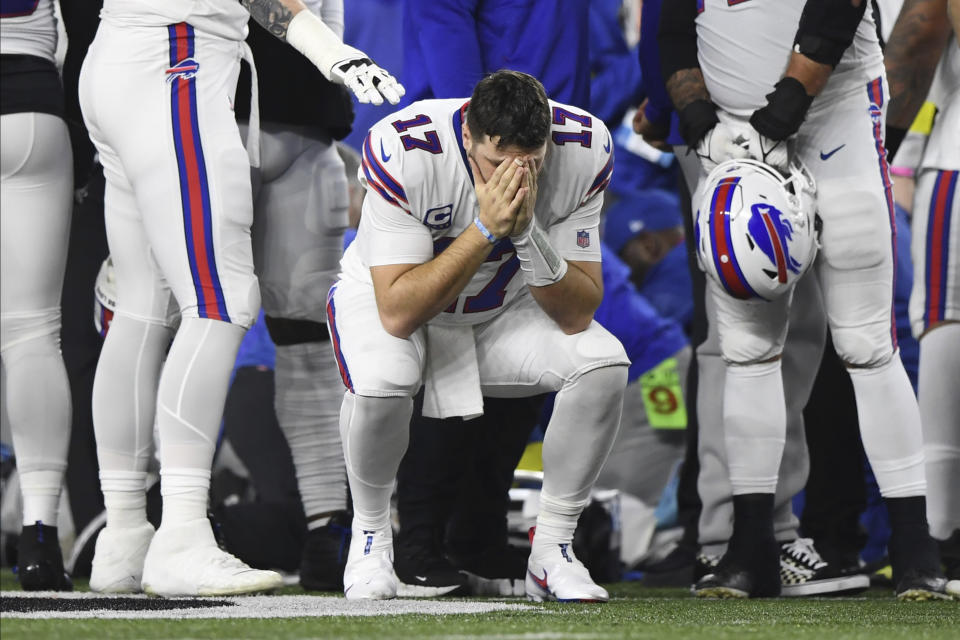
top-left (274, 342), bottom-right (347, 530)
top-left (19, 469), bottom-right (62, 526)
top-left (340, 393), bottom-right (410, 532)
top-left (918, 323), bottom-right (960, 538)
top-left (533, 492), bottom-right (589, 547)
top-left (849, 351), bottom-right (926, 498)
top-left (724, 360), bottom-right (785, 495)
top-left (160, 467), bottom-right (211, 526)
top-left (100, 470), bottom-right (148, 529)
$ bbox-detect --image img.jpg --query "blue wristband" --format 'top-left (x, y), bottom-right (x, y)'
top-left (473, 217), bottom-right (496, 244)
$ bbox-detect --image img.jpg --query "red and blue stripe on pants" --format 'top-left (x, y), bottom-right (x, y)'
top-left (167, 22), bottom-right (230, 322)
top-left (866, 77), bottom-right (898, 349)
top-left (924, 170), bottom-right (958, 328)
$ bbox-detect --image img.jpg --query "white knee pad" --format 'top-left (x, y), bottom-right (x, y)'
top-left (0, 307), bottom-right (60, 353)
top-left (718, 325), bottom-right (784, 365)
top-left (711, 281), bottom-right (790, 365)
top-left (831, 325), bottom-right (896, 368)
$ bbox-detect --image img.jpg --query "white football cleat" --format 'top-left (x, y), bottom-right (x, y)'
top-left (526, 542), bottom-right (609, 603)
top-left (89, 523), bottom-right (155, 593)
top-left (140, 518), bottom-right (282, 597)
top-left (343, 525), bottom-right (398, 600)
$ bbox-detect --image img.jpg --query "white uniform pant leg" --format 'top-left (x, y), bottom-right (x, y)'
top-left (0, 111), bottom-right (73, 526)
top-left (80, 22), bottom-right (259, 527)
top-left (910, 168), bottom-right (960, 335)
top-left (910, 168), bottom-right (960, 537)
top-left (474, 293), bottom-right (629, 544)
top-left (79, 22), bottom-right (260, 329)
top-left (326, 279), bottom-right (424, 530)
top-left (90, 167), bottom-right (176, 475)
top-left (799, 76), bottom-right (925, 499)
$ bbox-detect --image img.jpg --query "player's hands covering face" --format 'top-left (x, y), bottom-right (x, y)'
top-left (511, 158), bottom-right (538, 237)
top-left (469, 156), bottom-right (528, 240)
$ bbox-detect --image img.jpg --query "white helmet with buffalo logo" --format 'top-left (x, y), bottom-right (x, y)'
top-left (695, 158), bottom-right (819, 301)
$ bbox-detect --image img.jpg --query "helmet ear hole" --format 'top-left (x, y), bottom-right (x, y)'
top-left (762, 268), bottom-right (778, 280)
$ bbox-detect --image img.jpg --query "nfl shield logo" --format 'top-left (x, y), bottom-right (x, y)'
top-left (576, 230), bottom-right (590, 248)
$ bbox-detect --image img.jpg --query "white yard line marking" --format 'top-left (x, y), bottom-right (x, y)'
top-left (0, 592), bottom-right (538, 619)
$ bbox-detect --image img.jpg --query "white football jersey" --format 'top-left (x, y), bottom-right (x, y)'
top-left (0, 0), bottom-right (57, 62)
top-left (340, 98), bottom-right (613, 326)
top-left (696, 0), bottom-right (884, 116)
top-left (920, 35), bottom-right (960, 172)
top-left (100, 0), bottom-right (249, 41)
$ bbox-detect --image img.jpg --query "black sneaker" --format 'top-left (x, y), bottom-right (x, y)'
top-left (895, 568), bottom-right (959, 601)
top-left (694, 554), bottom-right (781, 599)
top-left (694, 533), bottom-right (780, 599)
top-left (300, 511), bottom-right (351, 592)
top-left (449, 544), bottom-right (528, 596)
top-left (779, 538), bottom-right (870, 597)
top-left (394, 531), bottom-right (467, 598)
top-left (16, 522), bottom-right (73, 591)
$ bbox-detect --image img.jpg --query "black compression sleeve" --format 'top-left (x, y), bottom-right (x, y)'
top-left (794, 0), bottom-right (869, 68)
top-left (658, 0), bottom-right (701, 83)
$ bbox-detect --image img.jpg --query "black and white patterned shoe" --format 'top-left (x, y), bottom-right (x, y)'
top-left (779, 538), bottom-right (869, 597)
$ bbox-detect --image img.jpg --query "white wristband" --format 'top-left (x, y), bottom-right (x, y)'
top-left (511, 220), bottom-right (567, 287)
top-left (285, 9), bottom-right (363, 81)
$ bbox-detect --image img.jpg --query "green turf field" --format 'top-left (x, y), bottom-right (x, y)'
top-left (1, 570), bottom-right (956, 640)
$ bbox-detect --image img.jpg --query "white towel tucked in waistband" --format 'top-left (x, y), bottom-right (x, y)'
top-left (421, 323), bottom-right (484, 420)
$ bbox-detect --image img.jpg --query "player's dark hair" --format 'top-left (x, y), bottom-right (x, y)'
top-left (467, 70), bottom-right (551, 150)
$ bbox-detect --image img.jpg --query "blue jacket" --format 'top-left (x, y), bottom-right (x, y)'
top-left (402, 0), bottom-right (591, 108)
top-left (637, 0), bottom-right (683, 146)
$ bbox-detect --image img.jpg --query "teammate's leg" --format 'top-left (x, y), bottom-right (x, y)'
top-left (910, 168), bottom-right (960, 559)
top-left (81, 22), bottom-right (278, 596)
top-left (802, 80), bottom-right (952, 598)
top-left (326, 279), bottom-right (426, 600)
top-left (0, 111), bottom-right (73, 591)
top-left (695, 278), bottom-right (793, 598)
top-left (679, 150), bottom-right (817, 588)
top-left (87, 160), bottom-right (175, 593)
top-left (475, 295), bottom-right (630, 602)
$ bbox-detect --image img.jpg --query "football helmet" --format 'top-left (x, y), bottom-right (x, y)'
top-left (695, 158), bottom-right (819, 301)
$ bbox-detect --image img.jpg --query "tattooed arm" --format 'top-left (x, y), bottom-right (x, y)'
top-left (885, 0), bottom-right (952, 131)
top-left (241, 0), bottom-right (305, 41)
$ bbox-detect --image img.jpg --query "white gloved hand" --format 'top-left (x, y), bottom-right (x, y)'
top-left (285, 9), bottom-right (406, 106)
top-left (696, 121), bottom-right (748, 173)
top-left (329, 57), bottom-right (405, 105)
top-left (733, 126), bottom-right (790, 174)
